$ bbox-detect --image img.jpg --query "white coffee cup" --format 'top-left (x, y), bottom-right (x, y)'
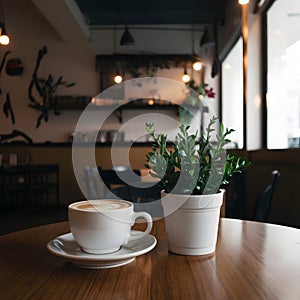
top-left (68, 199), bottom-right (153, 254)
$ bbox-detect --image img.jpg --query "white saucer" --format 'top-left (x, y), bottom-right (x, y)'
top-left (47, 230), bottom-right (157, 269)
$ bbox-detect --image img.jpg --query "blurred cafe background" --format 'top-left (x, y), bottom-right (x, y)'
top-left (0, 0), bottom-right (300, 233)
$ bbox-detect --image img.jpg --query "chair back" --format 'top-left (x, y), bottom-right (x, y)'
top-left (100, 169), bottom-right (141, 188)
top-left (100, 169), bottom-right (140, 200)
top-left (83, 167), bottom-right (140, 201)
top-left (252, 170), bottom-right (280, 222)
top-left (84, 166), bottom-right (102, 199)
top-left (83, 166), bottom-right (161, 203)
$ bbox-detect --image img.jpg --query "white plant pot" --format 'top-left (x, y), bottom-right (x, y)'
top-left (162, 189), bottom-right (224, 256)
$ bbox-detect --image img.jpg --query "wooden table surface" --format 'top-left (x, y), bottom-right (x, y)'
top-left (0, 218), bottom-right (300, 299)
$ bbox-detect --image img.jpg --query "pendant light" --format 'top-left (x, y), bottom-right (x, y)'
top-left (211, 56), bottom-right (221, 78)
top-left (200, 26), bottom-right (215, 47)
top-left (211, 24), bottom-right (220, 78)
top-left (114, 61), bottom-right (123, 83)
top-left (182, 68), bottom-right (190, 83)
top-left (120, 26), bottom-right (135, 46)
top-left (0, 22), bottom-right (10, 45)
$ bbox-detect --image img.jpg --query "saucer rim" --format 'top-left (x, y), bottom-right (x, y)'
top-left (72, 258), bottom-right (136, 269)
top-left (46, 230), bottom-right (157, 262)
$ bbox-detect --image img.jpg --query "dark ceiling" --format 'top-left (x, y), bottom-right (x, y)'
top-left (75, 0), bottom-right (227, 26)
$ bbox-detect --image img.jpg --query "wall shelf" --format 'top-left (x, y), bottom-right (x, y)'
top-left (90, 102), bottom-right (180, 123)
top-left (118, 103), bottom-right (179, 123)
top-left (54, 96), bottom-right (199, 123)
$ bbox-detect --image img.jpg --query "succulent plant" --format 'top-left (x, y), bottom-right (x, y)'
top-left (145, 116), bottom-right (250, 195)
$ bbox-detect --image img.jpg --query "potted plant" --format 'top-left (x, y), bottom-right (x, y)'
top-left (145, 116), bottom-right (250, 255)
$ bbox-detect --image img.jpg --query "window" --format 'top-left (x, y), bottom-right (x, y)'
top-left (222, 37), bottom-right (244, 149)
top-left (267, 0), bottom-right (300, 149)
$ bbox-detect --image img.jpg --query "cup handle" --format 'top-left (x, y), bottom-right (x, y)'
top-left (126, 211), bottom-right (153, 243)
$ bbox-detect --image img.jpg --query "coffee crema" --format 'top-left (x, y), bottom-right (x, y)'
top-left (71, 200), bottom-right (131, 211)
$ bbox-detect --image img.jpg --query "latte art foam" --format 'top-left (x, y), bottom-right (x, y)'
top-left (73, 200), bottom-right (131, 211)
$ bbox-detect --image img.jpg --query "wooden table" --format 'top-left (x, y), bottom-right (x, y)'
top-left (0, 218), bottom-right (300, 299)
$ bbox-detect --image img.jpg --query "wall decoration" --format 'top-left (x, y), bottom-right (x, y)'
top-left (0, 50), bottom-right (10, 94)
top-left (0, 51), bottom-right (16, 125)
top-left (0, 129), bottom-right (32, 144)
top-left (28, 46), bottom-right (48, 127)
top-left (3, 92), bottom-right (15, 124)
top-left (6, 58), bottom-right (23, 76)
top-left (28, 46), bottom-right (76, 128)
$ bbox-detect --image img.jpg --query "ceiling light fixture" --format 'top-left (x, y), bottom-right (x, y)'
top-left (200, 26), bottom-right (215, 47)
top-left (120, 26), bottom-right (135, 46)
top-left (0, 22), bottom-right (10, 45)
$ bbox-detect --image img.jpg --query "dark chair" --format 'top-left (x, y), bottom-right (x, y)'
top-left (129, 182), bottom-right (162, 203)
top-left (84, 166), bottom-right (102, 199)
top-left (83, 166), bottom-right (162, 203)
top-left (110, 165), bottom-right (131, 172)
top-left (222, 172), bottom-right (246, 219)
top-left (252, 170), bottom-right (280, 222)
top-left (100, 169), bottom-right (141, 201)
top-left (83, 166), bottom-right (136, 200)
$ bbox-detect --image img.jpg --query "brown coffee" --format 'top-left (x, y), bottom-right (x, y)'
top-left (71, 200), bottom-right (131, 211)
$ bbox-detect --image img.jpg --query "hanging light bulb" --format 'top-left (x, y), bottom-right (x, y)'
top-left (148, 99), bottom-right (155, 105)
top-left (193, 61), bottom-right (202, 71)
top-left (182, 68), bottom-right (190, 83)
top-left (114, 74), bottom-right (123, 84)
top-left (0, 23), bottom-right (10, 45)
top-left (239, 0), bottom-right (249, 4)
top-left (0, 33), bottom-right (9, 45)
top-left (114, 61), bottom-right (123, 83)
top-left (181, 68), bottom-right (191, 82)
